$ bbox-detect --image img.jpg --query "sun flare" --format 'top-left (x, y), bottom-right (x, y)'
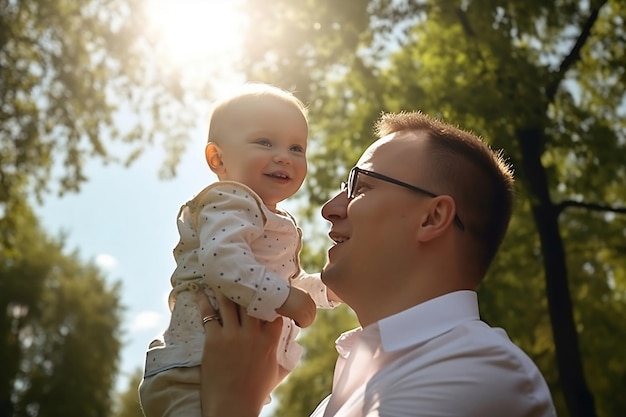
top-left (145, 0), bottom-right (247, 68)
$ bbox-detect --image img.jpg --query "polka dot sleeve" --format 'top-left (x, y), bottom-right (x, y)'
top-left (194, 182), bottom-right (290, 321)
top-left (292, 270), bottom-right (340, 309)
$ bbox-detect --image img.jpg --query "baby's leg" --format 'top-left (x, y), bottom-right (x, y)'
top-left (139, 367), bottom-right (201, 417)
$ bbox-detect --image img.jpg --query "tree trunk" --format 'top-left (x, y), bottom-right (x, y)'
top-left (0, 312), bottom-right (16, 417)
top-left (517, 127), bottom-right (596, 417)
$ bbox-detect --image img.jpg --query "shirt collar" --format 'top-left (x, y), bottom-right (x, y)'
top-left (335, 290), bottom-right (480, 356)
top-left (376, 290), bottom-right (480, 352)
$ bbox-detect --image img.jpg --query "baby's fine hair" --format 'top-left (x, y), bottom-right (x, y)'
top-left (207, 83), bottom-right (308, 143)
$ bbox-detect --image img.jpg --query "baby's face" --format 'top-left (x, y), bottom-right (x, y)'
top-left (214, 97), bottom-right (308, 210)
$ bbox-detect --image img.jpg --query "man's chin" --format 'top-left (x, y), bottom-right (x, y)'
top-left (320, 264), bottom-right (334, 284)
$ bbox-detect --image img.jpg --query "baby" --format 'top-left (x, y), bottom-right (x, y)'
top-left (139, 83), bottom-right (339, 416)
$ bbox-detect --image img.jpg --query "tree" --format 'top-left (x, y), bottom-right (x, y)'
top-left (235, 1), bottom-right (626, 416)
top-left (0, 0), bottom-right (215, 242)
top-left (113, 368), bottom-right (145, 417)
top-left (0, 201), bottom-right (123, 416)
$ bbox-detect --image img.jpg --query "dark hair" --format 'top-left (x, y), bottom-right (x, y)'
top-left (375, 111), bottom-right (515, 267)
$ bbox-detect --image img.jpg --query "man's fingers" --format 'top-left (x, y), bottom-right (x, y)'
top-left (196, 294), bottom-right (221, 328)
top-left (195, 290), bottom-right (218, 320)
top-left (213, 290), bottom-right (241, 327)
top-left (264, 317), bottom-right (283, 341)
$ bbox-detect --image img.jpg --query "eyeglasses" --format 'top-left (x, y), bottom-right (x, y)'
top-left (340, 167), bottom-right (465, 231)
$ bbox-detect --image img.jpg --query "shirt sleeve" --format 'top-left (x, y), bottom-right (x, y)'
top-left (195, 183), bottom-right (289, 321)
top-left (361, 335), bottom-right (557, 417)
top-left (292, 270), bottom-right (339, 309)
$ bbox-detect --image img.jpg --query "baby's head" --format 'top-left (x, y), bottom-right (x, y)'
top-left (205, 83), bottom-right (309, 210)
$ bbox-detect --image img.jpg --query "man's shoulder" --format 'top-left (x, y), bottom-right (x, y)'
top-left (372, 322), bottom-right (555, 416)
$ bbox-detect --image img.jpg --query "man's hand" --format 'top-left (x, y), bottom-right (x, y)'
top-left (197, 291), bottom-right (288, 417)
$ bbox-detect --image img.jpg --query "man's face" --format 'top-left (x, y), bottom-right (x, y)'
top-left (211, 97), bottom-right (308, 210)
top-left (321, 131), bottom-right (433, 323)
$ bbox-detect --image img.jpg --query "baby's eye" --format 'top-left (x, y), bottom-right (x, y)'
top-left (255, 138), bottom-right (272, 147)
top-left (290, 144), bottom-right (305, 153)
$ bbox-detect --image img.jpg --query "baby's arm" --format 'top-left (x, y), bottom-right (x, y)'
top-left (292, 271), bottom-right (342, 308)
top-left (274, 271), bottom-right (342, 328)
top-left (195, 183), bottom-right (290, 322)
top-left (275, 287), bottom-right (316, 328)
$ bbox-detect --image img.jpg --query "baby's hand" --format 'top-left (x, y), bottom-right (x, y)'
top-left (276, 287), bottom-right (316, 328)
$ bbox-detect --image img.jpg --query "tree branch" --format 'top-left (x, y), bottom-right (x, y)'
top-left (455, 8), bottom-right (476, 37)
top-left (556, 199), bottom-right (626, 216)
top-left (545, 1), bottom-right (608, 101)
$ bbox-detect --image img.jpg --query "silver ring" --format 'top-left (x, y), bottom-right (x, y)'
top-left (202, 314), bottom-right (220, 325)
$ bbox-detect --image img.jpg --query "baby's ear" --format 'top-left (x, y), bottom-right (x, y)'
top-left (205, 142), bottom-right (224, 174)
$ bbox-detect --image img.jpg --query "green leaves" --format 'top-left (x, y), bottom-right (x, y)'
top-left (0, 202), bottom-right (123, 417)
top-left (0, 0), bottom-right (205, 211)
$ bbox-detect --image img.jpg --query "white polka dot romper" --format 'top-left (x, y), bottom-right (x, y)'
top-left (144, 181), bottom-right (336, 377)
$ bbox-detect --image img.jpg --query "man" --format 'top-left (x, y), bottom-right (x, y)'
top-left (197, 111), bottom-right (557, 417)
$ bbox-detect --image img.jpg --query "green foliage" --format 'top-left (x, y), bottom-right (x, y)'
top-left (237, 1), bottom-right (626, 416)
top-left (0, 201), bottom-right (123, 416)
top-left (0, 0), bottom-right (212, 231)
top-left (113, 368), bottom-right (145, 417)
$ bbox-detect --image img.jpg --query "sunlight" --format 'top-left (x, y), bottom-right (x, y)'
top-left (144, 0), bottom-right (247, 69)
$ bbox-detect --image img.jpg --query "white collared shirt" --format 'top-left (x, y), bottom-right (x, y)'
top-left (312, 290), bottom-right (556, 417)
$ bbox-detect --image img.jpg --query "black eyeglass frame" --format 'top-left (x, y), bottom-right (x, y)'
top-left (341, 167), bottom-right (465, 231)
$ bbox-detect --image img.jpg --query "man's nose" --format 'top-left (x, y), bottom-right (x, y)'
top-left (321, 190), bottom-right (348, 222)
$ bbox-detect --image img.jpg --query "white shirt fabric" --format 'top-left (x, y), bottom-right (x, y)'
top-left (312, 290), bottom-right (556, 417)
top-left (144, 181), bottom-right (335, 377)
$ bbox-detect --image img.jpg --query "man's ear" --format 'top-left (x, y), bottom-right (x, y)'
top-left (205, 142), bottom-right (224, 174)
top-left (416, 195), bottom-right (457, 242)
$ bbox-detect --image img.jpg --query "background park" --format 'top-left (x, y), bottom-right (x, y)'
top-left (1, 1), bottom-right (625, 416)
